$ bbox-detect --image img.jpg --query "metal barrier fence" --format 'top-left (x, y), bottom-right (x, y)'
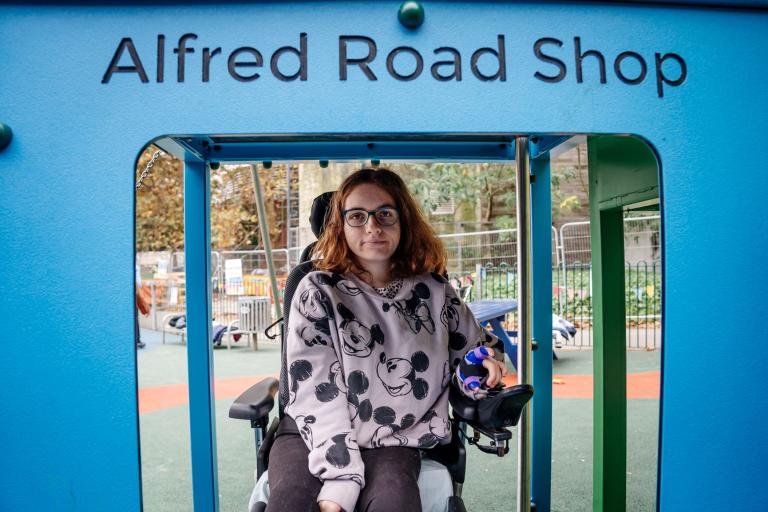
top-left (137, 249), bottom-right (294, 339)
top-left (213, 249), bottom-right (291, 325)
top-left (439, 228), bottom-right (560, 276)
top-left (137, 216), bottom-right (661, 349)
top-left (559, 216), bottom-right (661, 267)
top-left (443, 217), bottom-right (661, 349)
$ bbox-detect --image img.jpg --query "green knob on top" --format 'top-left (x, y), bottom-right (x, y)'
top-left (262, 161), bottom-right (273, 169)
top-left (319, 160), bottom-right (329, 168)
top-left (371, 159), bottom-right (381, 167)
top-left (0, 123), bottom-right (12, 151)
top-left (398, 1), bottom-right (425, 30)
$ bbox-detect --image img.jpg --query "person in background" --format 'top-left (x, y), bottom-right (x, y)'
top-left (135, 263), bottom-right (148, 349)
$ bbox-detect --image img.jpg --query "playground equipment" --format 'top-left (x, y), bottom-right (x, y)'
top-left (2, 1), bottom-right (767, 511)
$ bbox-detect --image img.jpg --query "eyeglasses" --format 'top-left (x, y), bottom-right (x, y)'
top-left (342, 207), bottom-right (400, 227)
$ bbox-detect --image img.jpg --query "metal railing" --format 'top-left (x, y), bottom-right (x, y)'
top-left (555, 216), bottom-right (661, 348)
top-left (447, 259), bottom-right (661, 349)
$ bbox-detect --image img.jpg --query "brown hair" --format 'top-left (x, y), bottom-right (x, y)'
top-left (313, 168), bottom-right (446, 278)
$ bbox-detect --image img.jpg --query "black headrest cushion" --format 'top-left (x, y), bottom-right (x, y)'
top-left (309, 191), bottom-right (335, 238)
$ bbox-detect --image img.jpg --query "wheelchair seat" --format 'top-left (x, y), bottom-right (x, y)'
top-left (247, 458), bottom-right (453, 512)
top-left (229, 190), bottom-right (533, 512)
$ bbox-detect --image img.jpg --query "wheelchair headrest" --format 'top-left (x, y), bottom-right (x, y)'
top-left (309, 191), bottom-right (335, 238)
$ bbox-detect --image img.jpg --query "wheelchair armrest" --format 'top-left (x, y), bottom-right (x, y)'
top-left (450, 383), bottom-right (534, 430)
top-left (450, 384), bottom-right (533, 457)
top-left (478, 384), bottom-right (534, 428)
top-left (229, 377), bottom-right (279, 427)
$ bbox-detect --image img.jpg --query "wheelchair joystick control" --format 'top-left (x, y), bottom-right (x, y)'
top-left (458, 346), bottom-right (492, 391)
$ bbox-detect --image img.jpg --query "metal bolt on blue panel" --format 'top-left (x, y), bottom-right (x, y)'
top-left (398, 1), bottom-right (424, 29)
top-left (0, 123), bottom-right (12, 151)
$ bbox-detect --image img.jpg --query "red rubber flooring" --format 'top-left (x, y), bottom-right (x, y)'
top-left (139, 371), bottom-right (660, 415)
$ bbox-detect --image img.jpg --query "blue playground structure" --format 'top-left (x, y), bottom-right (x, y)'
top-left (1, 1), bottom-right (767, 511)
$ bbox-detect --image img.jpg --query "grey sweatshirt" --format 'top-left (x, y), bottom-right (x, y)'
top-left (285, 270), bottom-right (503, 512)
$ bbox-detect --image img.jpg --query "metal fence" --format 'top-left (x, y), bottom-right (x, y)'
top-left (443, 217), bottom-right (661, 349)
top-left (559, 216), bottom-right (661, 267)
top-left (137, 249), bottom-right (294, 340)
top-left (440, 227), bottom-right (560, 275)
top-left (554, 216), bottom-right (661, 348)
top-left (446, 259), bottom-right (661, 350)
top-left (213, 249), bottom-right (291, 325)
top-left (137, 216), bottom-right (661, 349)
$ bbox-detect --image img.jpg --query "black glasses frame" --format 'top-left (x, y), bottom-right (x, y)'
top-left (341, 207), bottom-right (400, 227)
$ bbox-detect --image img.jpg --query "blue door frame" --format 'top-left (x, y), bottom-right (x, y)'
top-left (183, 157), bottom-right (219, 511)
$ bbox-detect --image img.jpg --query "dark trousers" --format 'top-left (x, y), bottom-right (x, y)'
top-left (266, 428), bottom-right (422, 512)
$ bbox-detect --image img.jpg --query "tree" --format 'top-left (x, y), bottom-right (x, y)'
top-left (399, 159), bottom-right (582, 230)
top-left (135, 148), bottom-right (287, 252)
top-left (396, 162), bottom-right (516, 228)
top-left (210, 164), bottom-right (287, 250)
top-left (135, 147), bottom-right (184, 251)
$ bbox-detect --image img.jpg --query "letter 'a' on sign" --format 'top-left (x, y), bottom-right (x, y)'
top-left (431, 47), bottom-right (462, 81)
top-left (102, 38), bottom-right (149, 83)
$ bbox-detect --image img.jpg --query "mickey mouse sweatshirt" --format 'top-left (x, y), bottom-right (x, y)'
top-left (285, 270), bottom-right (504, 512)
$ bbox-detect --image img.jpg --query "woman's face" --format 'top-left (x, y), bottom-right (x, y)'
top-left (342, 183), bottom-right (401, 269)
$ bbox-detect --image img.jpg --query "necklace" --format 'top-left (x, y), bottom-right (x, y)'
top-left (374, 278), bottom-right (403, 299)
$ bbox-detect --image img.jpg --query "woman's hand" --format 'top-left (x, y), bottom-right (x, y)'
top-left (319, 500), bottom-right (343, 512)
top-left (482, 347), bottom-right (508, 388)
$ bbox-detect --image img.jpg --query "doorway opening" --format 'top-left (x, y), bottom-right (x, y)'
top-left (133, 134), bottom-right (663, 512)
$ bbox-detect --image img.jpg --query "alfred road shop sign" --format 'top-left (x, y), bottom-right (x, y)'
top-left (102, 33), bottom-right (687, 98)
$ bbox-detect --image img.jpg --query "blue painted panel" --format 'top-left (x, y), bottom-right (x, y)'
top-left (0, 2), bottom-right (767, 511)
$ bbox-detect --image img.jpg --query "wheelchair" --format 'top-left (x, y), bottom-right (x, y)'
top-left (229, 192), bottom-right (534, 512)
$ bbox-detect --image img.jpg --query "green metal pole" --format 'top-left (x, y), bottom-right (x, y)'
top-left (589, 146), bottom-right (627, 512)
top-left (250, 165), bottom-right (283, 319)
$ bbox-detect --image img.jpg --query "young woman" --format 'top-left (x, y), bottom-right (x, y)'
top-left (267, 168), bottom-right (507, 512)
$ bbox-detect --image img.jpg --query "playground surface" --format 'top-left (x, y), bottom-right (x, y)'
top-left (137, 329), bottom-right (660, 512)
